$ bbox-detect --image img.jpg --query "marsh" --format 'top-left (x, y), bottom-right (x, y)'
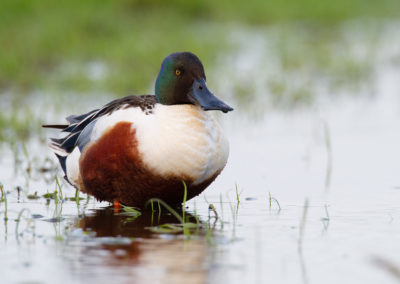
top-left (1, 1), bottom-right (400, 283)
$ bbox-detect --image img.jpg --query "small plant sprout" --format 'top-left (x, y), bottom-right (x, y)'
top-left (120, 205), bottom-right (142, 217)
top-left (55, 176), bottom-right (63, 201)
top-left (150, 200), bottom-right (155, 212)
top-left (149, 199), bottom-right (183, 223)
top-left (0, 182), bottom-right (5, 201)
top-left (146, 198), bottom-right (197, 237)
top-left (203, 195), bottom-right (219, 229)
top-left (54, 189), bottom-right (59, 205)
top-left (75, 188), bottom-right (80, 205)
top-left (182, 180), bottom-right (188, 222)
top-left (0, 182), bottom-right (8, 222)
top-left (27, 191), bottom-right (40, 200)
top-left (323, 204), bottom-right (330, 220)
top-left (145, 182), bottom-right (200, 237)
top-left (208, 204), bottom-right (219, 220)
top-left (15, 208), bottom-right (32, 241)
top-left (22, 143), bottom-right (32, 177)
top-left (119, 205), bottom-right (142, 225)
top-left (268, 192), bottom-right (281, 211)
top-left (235, 182), bottom-right (243, 204)
top-left (207, 204), bottom-right (219, 230)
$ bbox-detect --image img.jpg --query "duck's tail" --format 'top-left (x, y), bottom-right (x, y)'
top-left (42, 124), bottom-right (69, 129)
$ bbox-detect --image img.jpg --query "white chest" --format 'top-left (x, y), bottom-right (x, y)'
top-left (91, 104), bottom-right (229, 185)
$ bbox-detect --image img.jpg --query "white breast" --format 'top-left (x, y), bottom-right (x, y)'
top-left (88, 104), bottom-right (229, 185)
top-left (138, 104), bottom-right (229, 184)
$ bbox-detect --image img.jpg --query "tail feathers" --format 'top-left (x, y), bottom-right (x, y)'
top-left (66, 109), bottom-right (98, 124)
top-left (48, 143), bottom-right (68, 156)
top-left (48, 132), bottom-right (80, 154)
top-left (59, 132), bottom-right (80, 153)
top-left (42, 124), bottom-right (69, 129)
top-left (50, 137), bottom-right (64, 144)
top-left (54, 153), bottom-right (74, 186)
top-left (55, 153), bottom-right (67, 175)
top-left (63, 124), bottom-right (77, 132)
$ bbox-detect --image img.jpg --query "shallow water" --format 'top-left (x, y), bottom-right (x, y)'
top-left (1, 22), bottom-right (400, 284)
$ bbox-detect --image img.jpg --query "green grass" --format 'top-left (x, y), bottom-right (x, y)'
top-left (0, 0), bottom-right (399, 95)
top-left (0, 182), bottom-right (8, 221)
top-left (0, 0), bottom-right (228, 94)
top-left (234, 183), bottom-right (242, 204)
top-left (145, 181), bottom-right (206, 237)
top-left (120, 204), bottom-right (142, 222)
top-left (211, 0), bottom-right (400, 23)
top-left (0, 109), bottom-right (42, 144)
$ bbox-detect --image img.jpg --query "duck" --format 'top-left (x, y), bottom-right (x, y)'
top-left (43, 52), bottom-right (233, 207)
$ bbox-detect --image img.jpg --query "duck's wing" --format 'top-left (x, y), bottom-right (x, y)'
top-left (44, 95), bottom-right (157, 181)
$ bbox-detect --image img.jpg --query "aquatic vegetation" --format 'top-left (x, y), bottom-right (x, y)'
top-left (55, 176), bottom-right (63, 200)
top-left (0, 182), bottom-right (4, 201)
top-left (0, 182), bottom-right (8, 222)
top-left (234, 182), bottom-right (243, 204)
top-left (0, 109), bottom-right (42, 146)
top-left (15, 208), bottom-right (32, 238)
top-left (144, 182), bottom-right (218, 238)
top-left (26, 192), bottom-right (40, 200)
top-left (120, 205), bottom-right (142, 218)
top-left (208, 204), bottom-right (219, 221)
top-left (146, 182), bottom-right (195, 236)
top-left (268, 192), bottom-right (281, 211)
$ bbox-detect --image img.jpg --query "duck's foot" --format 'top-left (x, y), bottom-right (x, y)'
top-left (113, 200), bottom-right (122, 213)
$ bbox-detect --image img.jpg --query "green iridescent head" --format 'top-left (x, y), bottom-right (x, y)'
top-left (155, 52), bottom-right (233, 113)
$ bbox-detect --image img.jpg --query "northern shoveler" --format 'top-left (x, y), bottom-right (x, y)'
top-left (44, 52), bottom-right (233, 207)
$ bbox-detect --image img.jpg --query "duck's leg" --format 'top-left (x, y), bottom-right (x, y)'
top-left (113, 200), bottom-right (122, 213)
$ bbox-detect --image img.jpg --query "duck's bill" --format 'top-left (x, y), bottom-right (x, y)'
top-left (189, 78), bottom-right (233, 113)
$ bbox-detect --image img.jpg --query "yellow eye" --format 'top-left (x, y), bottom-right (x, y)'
top-left (175, 69), bottom-right (181, 76)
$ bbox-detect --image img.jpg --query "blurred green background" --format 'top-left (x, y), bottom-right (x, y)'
top-left (1, 0), bottom-right (399, 94)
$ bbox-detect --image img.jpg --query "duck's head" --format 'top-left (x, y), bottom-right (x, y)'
top-left (155, 52), bottom-right (233, 113)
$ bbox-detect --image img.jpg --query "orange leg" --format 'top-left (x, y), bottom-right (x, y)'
top-left (113, 200), bottom-right (122, 213)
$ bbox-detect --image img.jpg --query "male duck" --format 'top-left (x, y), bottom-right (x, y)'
top-left (44, 52), bottom-right (233, 207)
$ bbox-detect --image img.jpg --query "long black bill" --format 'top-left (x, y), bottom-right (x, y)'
top-left (188, 78), bottom-right (233, 113)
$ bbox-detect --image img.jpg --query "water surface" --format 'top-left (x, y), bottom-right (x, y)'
top-left (1, 22), bottom-right (400, 284)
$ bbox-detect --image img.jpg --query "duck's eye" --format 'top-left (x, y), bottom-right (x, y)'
top-left (175, 69), bottom-right (181, 76)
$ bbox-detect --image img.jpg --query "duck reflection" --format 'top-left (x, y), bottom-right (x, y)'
top-left (73, 208), bottom-right (208, 284)
top-left (80, 207), bottom-right (196, 238)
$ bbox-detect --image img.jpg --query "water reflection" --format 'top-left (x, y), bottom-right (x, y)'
top-left (71, 208), bottom-right (208, 283)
